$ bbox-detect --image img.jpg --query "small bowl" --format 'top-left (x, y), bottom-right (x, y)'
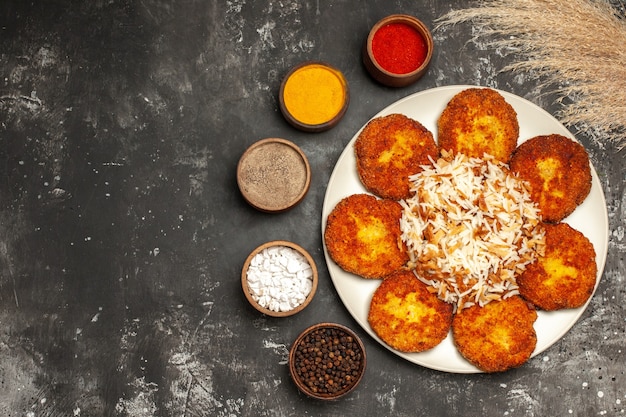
top-left (241, 240), bottom-right (318, 317)
top-left (279, 61), bottom-right (349, 132)
top-left (289, 322), bottom-right (366, 400)
top-left (363, 14), bottom-right (434, 87)
top-left (237, 138), bottom-right (311, 213)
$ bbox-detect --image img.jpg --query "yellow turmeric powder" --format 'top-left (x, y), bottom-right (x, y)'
top-left (282, 63), bottom-right (347, 126)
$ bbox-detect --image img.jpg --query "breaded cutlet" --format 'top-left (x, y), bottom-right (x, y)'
top-left (438, 88), bottom-right (519, 163)
top-left (368, 269), bottom-right (453, 352)
top-left (355, 113), bottom-right (438, 200)
top-left (517, 222), bottom-right (597, 311)
top-left (510, 134), bottom-right (592, 223)
top-left (452, 296), bottom-right (537, 373)
top-left (324, 193), bottom-right (409, 279)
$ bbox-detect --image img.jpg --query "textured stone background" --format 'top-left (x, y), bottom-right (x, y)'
top-left (1, 1), bottom-right (624, 416)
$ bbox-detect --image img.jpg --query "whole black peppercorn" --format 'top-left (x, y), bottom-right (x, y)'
top-left (290, 323), bottom-right (366, 399)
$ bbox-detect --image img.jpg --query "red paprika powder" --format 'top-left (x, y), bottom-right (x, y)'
top-left (371, 22), bottom-right (427, 74)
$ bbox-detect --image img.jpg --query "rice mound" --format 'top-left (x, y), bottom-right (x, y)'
top-left (400, 150), bottom-right (546, 310)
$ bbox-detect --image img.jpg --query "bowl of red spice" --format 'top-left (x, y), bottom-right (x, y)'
top-left (363, 14), bottom-right (434, 87)
top-left (289, 322), bottom-right (366, 400)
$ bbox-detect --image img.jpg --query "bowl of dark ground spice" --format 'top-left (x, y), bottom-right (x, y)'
top-left (237, 137), bottom-right (311, 213)
top-left (363, 14), bottom-right (433, 87)
top-left (289, 322), bottom-right (366, 400)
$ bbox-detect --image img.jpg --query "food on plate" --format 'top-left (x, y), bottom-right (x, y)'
top-left (324, 86), bottom-right (601, 372)
top-left (438, 87), bottom-right (519, 163)
top-left (517, 222), bottom-right (597, 311)
top-left (452, 295), bottom-right (537, 373)
top-left (510, 134), bottom-right (592, 223)
top-left (368, 269), bottom-right (453, 352)
top-left (355, 113), bottom-right (438, 200)
top-left (399, 150), bottom-right (546, 310)
top-left (324, 194), bottom-right (409, 279)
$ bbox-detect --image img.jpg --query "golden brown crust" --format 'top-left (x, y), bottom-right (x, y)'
top-left (510, 134), bottom-right (592, 223)
top-left (355, 113), bottom-right (438, 200)
top-left (324, 194), bottom-right (409, 279)
top-left (517, 222), bottom-right (597, 311)
top-left (452, 296), bottom-right (537, 373)
top-left (368, 270), bottom-right (453, 352)
top-left (438, 88), bottom-right (519, 163)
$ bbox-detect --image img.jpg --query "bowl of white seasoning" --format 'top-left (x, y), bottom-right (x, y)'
top-left (242, 240), bottom-right (318, 317)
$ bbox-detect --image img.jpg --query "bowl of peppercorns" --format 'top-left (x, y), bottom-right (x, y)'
top-left (289, 322), bottom-right (366, 400)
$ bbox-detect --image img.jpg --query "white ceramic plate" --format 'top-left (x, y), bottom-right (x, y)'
top-left (321, 85), bottom-right (609, 373)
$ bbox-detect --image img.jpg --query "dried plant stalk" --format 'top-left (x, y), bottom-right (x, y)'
top-left (436, 0), bottom-right (626, 142)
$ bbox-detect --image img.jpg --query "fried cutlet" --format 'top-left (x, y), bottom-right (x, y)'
top-left (438, 88), bottom-right (519, 163)
top-left (517, 222), bottom-right (597, 311)
top-left (510, 134), bottom-right (592, 223)
top-left (355, 113), bottom-right (438, 200)
top-left (324, 193), bottom-right (409, 279)
top-left (368, 270), bottom-right (453, 352)
top-left (452, 296), bottom-right (537, 373)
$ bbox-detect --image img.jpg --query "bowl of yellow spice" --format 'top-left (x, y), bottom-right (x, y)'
top-left (279, 61), bottom-right (349, 132)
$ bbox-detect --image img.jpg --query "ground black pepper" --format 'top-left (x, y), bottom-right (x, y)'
top-left (291, 325), bottom-right (365, 397)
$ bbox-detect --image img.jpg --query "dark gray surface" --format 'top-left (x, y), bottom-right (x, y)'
top-left (1, 1), bottom-right (624, 416)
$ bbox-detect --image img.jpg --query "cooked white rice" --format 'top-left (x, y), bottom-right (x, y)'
top-left (400, 150), bottom-right (546, 310)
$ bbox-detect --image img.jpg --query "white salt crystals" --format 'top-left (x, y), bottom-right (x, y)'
top-left (246, 245), bottom-right (314, 313)
top-left (241, 241), bottom-right (318, 317)
top-left (400, 151), bottom-right (545, 311)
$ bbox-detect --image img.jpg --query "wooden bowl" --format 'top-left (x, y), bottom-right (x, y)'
top-left (363, 14), bottom-right (434, 87)
top-left (289, 322), bottom-right (366, 400)
top-left (237, 138), bottom-right (311, 213)
top-left (241, 240), bottom-right (318, 317)
top-left (279, 61), bottom-right (349, 132)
